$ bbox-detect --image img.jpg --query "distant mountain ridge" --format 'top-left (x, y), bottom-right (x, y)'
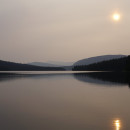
top-left (74, 55), bottom-right (127, 66)
top-left (47, 61), bottom-right (74, 66)
top-left (0, 54), bottom-right (128, 71)
top-left (28, 62), bottom-right (59, 67)
top-left (28, 55), bottom-right (127, 70)
top-left (28, 61), bottom-right (74, 67)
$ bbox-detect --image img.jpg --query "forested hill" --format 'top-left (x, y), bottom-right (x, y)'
top-left (74, 55), bottom-right (126, 66)
top-left (0, 60), bottom-right (65, 71)
top-left (73, 56), bottom-right (130, 71)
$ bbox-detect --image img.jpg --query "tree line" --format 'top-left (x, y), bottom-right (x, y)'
top-left (73, 55), bottom-right (130, 71)
top-left (0, 60), bottom-right (65, 71)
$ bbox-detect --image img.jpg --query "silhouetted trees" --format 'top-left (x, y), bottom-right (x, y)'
top-left (0, 60), bottom-right (65, 71)
top-left (73, 56), bottom-right (130, 71)
top-left (125, 55), bottom-right (130, 71)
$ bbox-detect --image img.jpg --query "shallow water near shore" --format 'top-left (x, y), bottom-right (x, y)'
top-left (0, 71), bottom-right (130, 130)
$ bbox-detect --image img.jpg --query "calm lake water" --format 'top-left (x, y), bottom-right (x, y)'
top-left (0, 71), bottom-right (130, 130)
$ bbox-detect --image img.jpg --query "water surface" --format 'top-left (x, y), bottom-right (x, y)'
top-left (0, 71), bottom-right (130, 130)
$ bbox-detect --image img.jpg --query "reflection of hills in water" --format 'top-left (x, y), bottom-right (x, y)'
top-left (0, 72), bottom-right (73, 82)
top-left (0, 72), bottom-right (130, 87)
top-left (73, 72), bottom-right (130, 87)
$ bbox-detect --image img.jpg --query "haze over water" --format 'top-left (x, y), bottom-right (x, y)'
top-left (0, 72), bottom-right (130, 130)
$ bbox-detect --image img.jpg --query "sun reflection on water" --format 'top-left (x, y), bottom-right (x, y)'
top-left (114, 120), bottom-right (121, 130)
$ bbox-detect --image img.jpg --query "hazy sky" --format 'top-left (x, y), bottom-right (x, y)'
top-left (0, 0), bottom-right (130, 63)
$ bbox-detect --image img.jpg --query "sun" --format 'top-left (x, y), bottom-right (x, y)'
top-left (112, 13), bottom-right (121, 21)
